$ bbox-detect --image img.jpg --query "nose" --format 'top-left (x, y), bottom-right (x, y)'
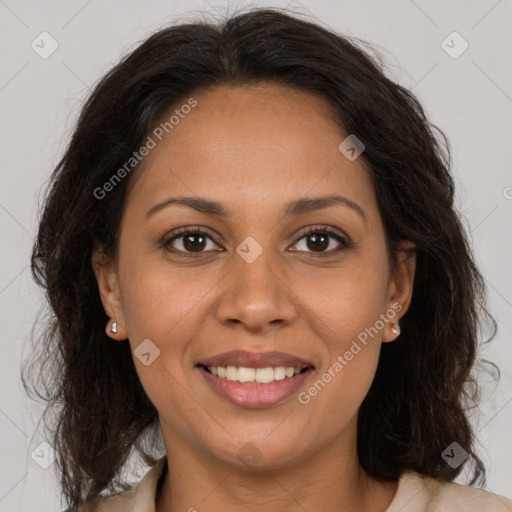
top-left (213, 247), bottom-right (298, 332)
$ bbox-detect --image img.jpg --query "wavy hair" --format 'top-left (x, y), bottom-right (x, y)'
top-left (23, 6), bottom-right (498, 510)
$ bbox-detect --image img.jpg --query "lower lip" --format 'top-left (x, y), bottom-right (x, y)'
top-left (197, 366), bottom-right (314, 408)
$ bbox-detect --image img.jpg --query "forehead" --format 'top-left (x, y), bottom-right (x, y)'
top-left (124, 83), bottom-right (377, 225)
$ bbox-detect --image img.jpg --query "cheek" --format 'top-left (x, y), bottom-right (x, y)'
top-left (118, 267), bottom-right (197, 424)
top-left (119, 252), bottom-right (215, 342)
top-left (302, 255), bottom-right (389, 346)
top-left (118, 254), bottom-right (222, 400)
top-left (300, 292), bottom-right (384, 434)
top-left (298, 254), bottom-right (388, 407)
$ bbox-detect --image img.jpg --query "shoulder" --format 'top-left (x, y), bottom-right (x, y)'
top-left (63, 456), bottom-right (168, 512)
top-left (388, 470), bottom-right (512, 512)
top-left (65, 488), bottom-right (138, 512)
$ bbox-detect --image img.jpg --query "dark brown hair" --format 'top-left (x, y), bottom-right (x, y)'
top-left (23, 6), bottom-right (499, 510)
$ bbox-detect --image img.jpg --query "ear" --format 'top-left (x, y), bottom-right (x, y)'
top-left (91, 245), bottom-right (128, 340)
top-left (382, 240), bottom-right (416, 343)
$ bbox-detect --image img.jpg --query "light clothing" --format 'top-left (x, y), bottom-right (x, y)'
top-left (77, 456), bottom-right (512, 511)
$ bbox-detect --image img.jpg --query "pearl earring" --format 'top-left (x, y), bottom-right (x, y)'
top-left (110, 320), bottom-right (117, 334)
top-left (390, 322), bottom-right (400, 337)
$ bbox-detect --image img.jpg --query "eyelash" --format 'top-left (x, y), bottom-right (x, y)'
top-left (160, 225), bottom-right (351, 258)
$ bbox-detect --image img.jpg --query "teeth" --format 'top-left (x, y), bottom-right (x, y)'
top-left (238, 367), bottom-right (255, 382)
top-left (205, 365), bottom-right (307, 384)
top-left (274, 367), bottom-right (286, 380)
top-left (225, 366), bottom-right (238, 381)
top-left (256, 367), bottom-right (274, 383)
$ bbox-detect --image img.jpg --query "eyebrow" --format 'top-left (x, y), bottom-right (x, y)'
top-left (145, 194), bottom-right (366, 222)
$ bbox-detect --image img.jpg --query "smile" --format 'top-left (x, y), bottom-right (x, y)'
top-left (197, 364), bottom-right (314, 408)
top-left (204, 365), bottom-right (307, 384)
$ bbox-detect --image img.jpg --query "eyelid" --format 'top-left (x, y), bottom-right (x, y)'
top-left (294, 225), bottom-right (349, 244)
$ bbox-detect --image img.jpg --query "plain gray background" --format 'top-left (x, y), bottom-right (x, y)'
top-left (1, 0), bottom-right (511, 510)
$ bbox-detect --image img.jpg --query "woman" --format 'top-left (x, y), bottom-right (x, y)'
top-left (24, 7), bottom-right (512, 512)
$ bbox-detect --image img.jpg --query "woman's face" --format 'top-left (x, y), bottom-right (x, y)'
top-left (93, 83), bottom-right (416, 469)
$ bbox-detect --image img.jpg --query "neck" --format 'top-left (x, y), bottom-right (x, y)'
top-left (155, 420), bottom-right (398, 512)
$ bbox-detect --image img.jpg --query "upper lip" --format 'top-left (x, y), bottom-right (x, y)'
top-left (198, 350), bottom-right (315, 369)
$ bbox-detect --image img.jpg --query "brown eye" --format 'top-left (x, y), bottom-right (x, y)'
top-left (161, 225), bottom-right (350, 258)
top-left (163, 228), bottom-right (221, 256)
top-left (291, 227), bottom-right (350, 254)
